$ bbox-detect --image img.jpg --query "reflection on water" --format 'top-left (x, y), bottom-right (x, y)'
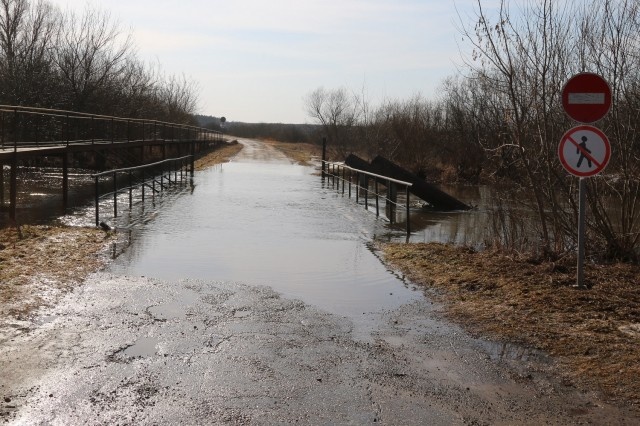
top-left (0, 165), bottom-right (97, 226)
top-left (107, 160), bottom-right (423, 317)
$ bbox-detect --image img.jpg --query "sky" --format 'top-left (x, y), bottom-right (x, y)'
top-left (47, 0), bottom-right (484, 124)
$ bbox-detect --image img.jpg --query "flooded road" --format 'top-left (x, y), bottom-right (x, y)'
top-left (108, 139), bottom-right (420, 318)
top-left (1, 139), bottom-right (636, 424)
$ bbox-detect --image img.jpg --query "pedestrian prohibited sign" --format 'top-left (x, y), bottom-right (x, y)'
top-left (558, 125), bottom-right (611, 177)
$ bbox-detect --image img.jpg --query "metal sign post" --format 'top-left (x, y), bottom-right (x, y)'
top-left (560, 73), bottom-right (612, 288)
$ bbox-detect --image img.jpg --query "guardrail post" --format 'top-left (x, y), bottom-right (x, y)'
top-left (406, 186), bottom-right (411, 237)
top-left (375, 179), bottom-right (379, 217)
top-left (95, 175), bottom-right (99, 226)
top-left (341, 165), bottom-right (345, 195)
top-left (66, 114), bottom-right (70, 147)
top-left (355, 172), bottom-right (359, 203)
top-left (348, 169), bottom-right (352, 198)
top-left (364, 176), bottom-right (368, 210)
top-left (62, 152), bottom-right (69, 210)
top-left (113, 172), bottom-right (118, 218)
top-left (321, 138), bottom-right (326, 179)
top-left (128, 170), bottom-right (133, 209)
top-left (142, 169), bottom-right (145, 202)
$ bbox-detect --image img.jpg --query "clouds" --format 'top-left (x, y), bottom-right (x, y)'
top-left (48, 0), bottom-right (476, 123)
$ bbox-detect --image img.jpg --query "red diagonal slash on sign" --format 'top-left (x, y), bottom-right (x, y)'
top-left (558, 125), bottom-right (611, 178)
top-left (565, 134), bottom-right (601, 168)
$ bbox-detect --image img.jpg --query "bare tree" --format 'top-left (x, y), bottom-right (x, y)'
top-left (304, 87), bottom-right (358, 158)
top-left (54, 6), bottom-right (132, 113)
top-left (0, 0), bottom-right (59, 106)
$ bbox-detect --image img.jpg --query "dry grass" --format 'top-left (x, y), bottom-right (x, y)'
top-left (381, 242), bottom-right (640, 406)
top-left (262, 140), bottom-right (322, 166)
top-left (0, 225), bottom-right (114, 321)
top-left (194, 141), bottom-right (243, 170)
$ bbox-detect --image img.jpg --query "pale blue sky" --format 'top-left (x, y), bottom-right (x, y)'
top-left (49, 0), bottom-right (484, 123)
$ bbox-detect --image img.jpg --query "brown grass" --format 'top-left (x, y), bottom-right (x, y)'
top-left (380, 242), bottom-right (640, 406)
top-left (262, 140), bottom-right (322, 166)
top-left (194, 141), bottom-right (243, 170)
top-left (0, 225), bottom-right (114, 320)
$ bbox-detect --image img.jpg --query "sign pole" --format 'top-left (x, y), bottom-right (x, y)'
top-left (561, 73), bottom-right (612, 288)
top-left (577, 178), bottom-right (586, 288)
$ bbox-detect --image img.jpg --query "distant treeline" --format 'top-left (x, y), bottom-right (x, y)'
top-left (195, 115), bottom-right (321, 144)
top-left (0, 0), bottom-right (198, 124)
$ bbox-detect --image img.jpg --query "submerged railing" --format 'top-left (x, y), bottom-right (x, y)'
top-left (322, 160), bottom-right (413, 237)
top-left (92, 155), bottom-right (193, 227)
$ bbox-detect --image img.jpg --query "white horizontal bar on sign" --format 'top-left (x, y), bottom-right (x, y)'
top-left (568, 93), bottom-right (606, 104)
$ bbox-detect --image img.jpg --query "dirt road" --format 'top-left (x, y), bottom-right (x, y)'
top-left (1, 140), bottom-right (637, 424)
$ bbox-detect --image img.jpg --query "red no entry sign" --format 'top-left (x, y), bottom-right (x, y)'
top-left (562, 73), bottom-right (611, 123)
top-left (558, 125), bottom-right (611, 177)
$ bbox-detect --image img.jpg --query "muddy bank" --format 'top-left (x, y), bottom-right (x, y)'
top-left (381, 242), bottom-right (640, 406)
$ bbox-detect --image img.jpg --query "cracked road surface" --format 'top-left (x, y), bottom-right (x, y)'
top-left (1, 140), bottom-right (637, 424)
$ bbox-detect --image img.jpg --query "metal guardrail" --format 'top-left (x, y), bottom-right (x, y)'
top-left (322, 160), bottom-right (413, 237)
top-left (0, 105), bottom-right (222, 150)
top-left (92, 155), bottom-right (193, 227)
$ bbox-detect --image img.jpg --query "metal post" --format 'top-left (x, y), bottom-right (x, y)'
top-left (9, 155), bottom-right (16, 221)
top-left (142, 169), bottom-right (145, 202)
top-left (364, 176), bottom-right (368, 210)
top-left (0, 162), bottom-right (4, 207)
top-left (341, 166), bottom-right (345, 195)
top-left (577, 178), bottom-right (586, 288)
top-left (355, 172), bottom-right (359, 203)
top-left (113, 172), bottom-right (118, 218)
top-left (321, 137), bottom-right (326, 179)
top-left (348, 170), bottom-right (352, 198)
top-left (406, 186), bottom-right (411, 237)
top-left (95, 176), bottom-right (99, 226)
top-left (128, 170), bottom-right (133, 209)
top-left (62, 153), bottom-right (69, 210)
top-left (66, 114), bottom-right (70, 147)
top-left (375, 179), bottom-right (379, 217)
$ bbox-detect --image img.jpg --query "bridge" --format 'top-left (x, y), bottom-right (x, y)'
top-left (0, 106), bottom-right (223, 223)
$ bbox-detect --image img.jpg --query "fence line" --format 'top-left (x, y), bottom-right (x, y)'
top-left (92, 155), bottom-right (193, 227)
top-left (322, 161), bottom-right (413, 237)
top-left (0, 105), bottom-right (222, 150)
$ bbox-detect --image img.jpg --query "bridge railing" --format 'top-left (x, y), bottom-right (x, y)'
top-left (92, 155), bottom-right (193, 227)
top-left (0, 105), bottom-right (222, 150)
top-left (322, 160), bottom-right (413, 237)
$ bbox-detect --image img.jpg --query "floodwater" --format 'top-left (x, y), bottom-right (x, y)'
top-left (107, 140), bottom-right (423, 317)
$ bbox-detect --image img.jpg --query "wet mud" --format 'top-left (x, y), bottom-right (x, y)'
top-left (3, 273), bottom-right (636, 425)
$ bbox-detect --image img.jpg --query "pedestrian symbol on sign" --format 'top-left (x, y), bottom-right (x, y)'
top-left (576, 136), bottom-right (592, 168)
top-left (558, 125), bottom-right (610, 177)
